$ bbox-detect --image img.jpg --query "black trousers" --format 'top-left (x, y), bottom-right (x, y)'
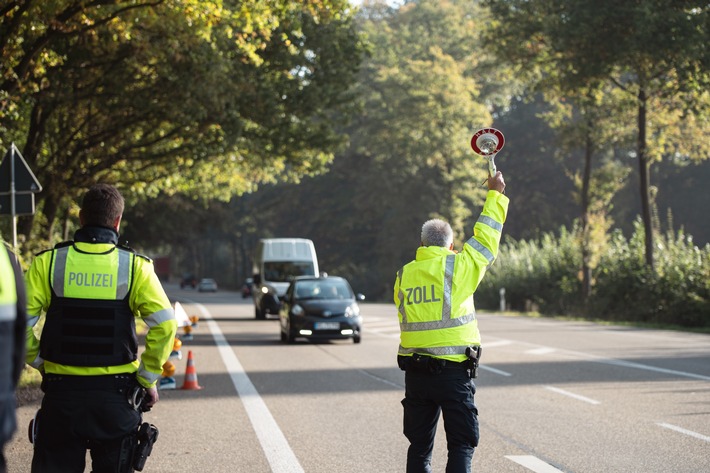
top-left (31, 375), bottom-right (141, 473)
top-left (401, 362), bottom-right (479, 473)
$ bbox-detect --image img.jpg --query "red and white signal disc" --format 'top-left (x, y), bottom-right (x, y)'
top-left (470, 128), bottom-right (505, 156)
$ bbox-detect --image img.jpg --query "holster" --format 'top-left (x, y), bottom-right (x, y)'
top-left (466, 346), bottom-right (482, 378)
top-left (132, 422), bottom-right (159, 471)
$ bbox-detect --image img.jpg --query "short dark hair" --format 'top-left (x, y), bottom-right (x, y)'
top-left (81, 184), bottom-right (124, 228)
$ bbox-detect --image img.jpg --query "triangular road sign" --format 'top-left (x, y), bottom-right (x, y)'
top-left (0, 143), bottom-right (42, 193)
top-left (0, 193), bottom-right (35, 215)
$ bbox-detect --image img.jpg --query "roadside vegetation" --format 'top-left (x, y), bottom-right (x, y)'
top-left (478, 219), bottom-right (710, 328)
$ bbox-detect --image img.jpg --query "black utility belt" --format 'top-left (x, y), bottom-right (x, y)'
top-left (42, 373), bottom-right (136, 393)
top-left (398, 354), bottom-right (470, 372)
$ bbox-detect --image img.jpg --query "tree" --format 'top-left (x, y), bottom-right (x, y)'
top-left (220, 0), bottom-right (520, 300)
top-left (1, 0), bottom-right (366, 247)
top-left (483, 0), bottom-right (710, 271)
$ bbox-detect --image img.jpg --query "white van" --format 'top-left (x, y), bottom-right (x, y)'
top-left (252, 238), bottom-right (319, 319)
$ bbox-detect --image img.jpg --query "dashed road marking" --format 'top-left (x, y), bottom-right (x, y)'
top-left (505, 455), bottom-right (565, 472)
top-left (657, 423), bottom-right (710, 443)
top-left (480, 365), bottom-right (512, 376)
top-left (526, 347), bottom-right (556, 355)
top-left (545, 386), bottom-right (600, 405)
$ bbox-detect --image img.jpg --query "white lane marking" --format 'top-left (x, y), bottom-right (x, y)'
top-left (485, 337), bottom-right (710, 382)
top-left (657, 423), bottom-right (710, 443)
top-left (544, 386), bottom-right (600, 405)
top-left (600, 358), bottom-right (710, 382)
top-left (192, 302), bottom-right (305, 473)
top-left (526, 347), bottom-right (556, 355)
top-left (480, 365), bottom-right (512, 376)
top-left (505, 455), bottom-right (565, 472)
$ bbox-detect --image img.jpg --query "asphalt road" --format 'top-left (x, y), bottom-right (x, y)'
top-left (6, 284), bottom-right (710, 472)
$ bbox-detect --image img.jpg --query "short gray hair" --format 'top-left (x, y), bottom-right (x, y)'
top-left (421, 219), bottom-right (453, 248)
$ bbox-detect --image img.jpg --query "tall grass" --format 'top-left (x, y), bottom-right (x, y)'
top-left (477, 220), bottom-right (710, 327)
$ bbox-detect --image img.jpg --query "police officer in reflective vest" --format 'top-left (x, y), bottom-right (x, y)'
top-left (0, 239), bottom-right (27, 473)
top-left (394, 171), bottom-right (508, 473)
top-left (25, 183), bottom-right (177, 473)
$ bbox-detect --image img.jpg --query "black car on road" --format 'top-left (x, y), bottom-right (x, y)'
top-left (279, 276), bottom-right (364, 344)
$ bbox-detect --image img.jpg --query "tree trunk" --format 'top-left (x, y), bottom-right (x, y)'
top-left (41, 193), bottom-right (60, 243)
top-left (637, 89), bottom-right (654, 270)
top-left (581, 121), bottom-right (593, 300)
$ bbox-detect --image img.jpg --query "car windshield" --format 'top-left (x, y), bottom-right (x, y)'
top-left (263, 261), bottom-right (315, 282)
top-left (294, 280), bottom-right (352, 300)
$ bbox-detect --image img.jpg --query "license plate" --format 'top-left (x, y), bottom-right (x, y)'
top-left (315, 322), bottom-right (340, 330)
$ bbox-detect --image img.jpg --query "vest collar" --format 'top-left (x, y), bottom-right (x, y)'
top-left (416, 245), bottom-right (454, 260)
top-left (73, 226), bottom-right (119, 245)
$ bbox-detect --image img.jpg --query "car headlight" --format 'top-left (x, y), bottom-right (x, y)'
top-left (345, 304), bottom-right (360, 317)
top-left (292, 304), bottom-right (304, 316)
top-left (261, 286), bottom-right (269, 294)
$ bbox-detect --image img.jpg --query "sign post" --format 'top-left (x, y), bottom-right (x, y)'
top-left (0, 143), bottom-right (43, 248)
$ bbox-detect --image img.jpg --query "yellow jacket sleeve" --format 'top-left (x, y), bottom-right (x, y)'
top-left (24, 251), bottom-right (52, 370)
top-left (457, 190), bottom-right (509, 293)
top-left (130, 256), bottom-right (177, 388)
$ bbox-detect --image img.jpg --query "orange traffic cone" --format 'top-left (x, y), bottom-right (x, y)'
top-left (180, 350), bottom-right (203, 390)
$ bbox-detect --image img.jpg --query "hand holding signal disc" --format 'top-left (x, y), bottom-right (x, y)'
top-left (471, 128), bottom-right (505, 177)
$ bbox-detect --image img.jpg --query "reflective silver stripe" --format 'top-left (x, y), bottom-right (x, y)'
top-left (137, 362), bottom-right (161, 383)
top-left (465, 237), bottom-right (494, 264)
top-left (27, 314), bottom-right (40, 328)
top-left (143, 307), bottom-right (175, 328)
top-left (396, 269), bottom-right (407, 323)
top-left (442, 255), bottom-right (454, 321)
top-left (478, 215), bottom-right (503, 232)
top-left (52, 247), bottom-right (70, 297)
top-left (30, 355), bottom-right (44, 369)
top-left (0, 304), bottom-right (15, 321)
top-left (116, 249), bottom-right (131, 299)
top-left (400, 312), bottom-right (476, 332)
top-left (398, 345), bottom-right (472, 356)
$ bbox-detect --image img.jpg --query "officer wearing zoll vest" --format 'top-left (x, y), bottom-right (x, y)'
top-left (394, 171), bottom-right (508, 473)
top-left (0, 239), bottom-right (27, 473)
top-left (24, 184), bottom-right (177, 473)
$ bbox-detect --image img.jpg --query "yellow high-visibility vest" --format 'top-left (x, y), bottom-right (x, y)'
top-left (0, 244), bottom-right (17, 323)
top-left (40, 244), bottom-right (138, 367)
top-left (394, 191), bottom-right (509, 362)
top-left (25, 241), bottom-right (177, 388)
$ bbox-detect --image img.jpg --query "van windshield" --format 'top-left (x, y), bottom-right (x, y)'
top-left (264, 261), bottom-right (315, 282)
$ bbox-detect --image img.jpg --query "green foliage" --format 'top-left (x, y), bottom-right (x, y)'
top-left (1, 0), bottom-right (366, 244)
top-left (478, 219), bottom-right (710, 327)
top-left (483, 0), bottom-right (710, 270)
top-left (478, 226), bottom-right (582, 315)
top-left (593, 221), bottom-right (710, 327)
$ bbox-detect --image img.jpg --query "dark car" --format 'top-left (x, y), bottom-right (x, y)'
top-left (180, 273), bottom-right (197, 289)
top-left (241, 277), bottom-right (254, 299)
top-left (279, 276), bottom-right (364, 344)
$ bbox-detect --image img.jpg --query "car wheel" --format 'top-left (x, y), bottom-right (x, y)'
top-left (286, 322), bottom-right (296, 344)
top-left (353, 334), bottom-right (361, 344)
top-left (255, 303), bottom-right (266, 320)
